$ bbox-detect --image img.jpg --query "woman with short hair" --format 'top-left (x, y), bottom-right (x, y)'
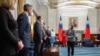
top-left (0, 0), bottom-right (24, 56)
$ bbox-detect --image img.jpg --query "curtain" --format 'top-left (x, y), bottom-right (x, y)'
top-left (17, 0), bottom-right (24, 15)
top-left (30, 16), bottom-right (34, 40)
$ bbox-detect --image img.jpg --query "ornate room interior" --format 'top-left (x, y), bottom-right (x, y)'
top-left (10, 0), bottom-right (100, 56)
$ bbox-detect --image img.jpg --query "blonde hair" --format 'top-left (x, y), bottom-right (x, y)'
top-left (0, 0), bottom-right (16, 9)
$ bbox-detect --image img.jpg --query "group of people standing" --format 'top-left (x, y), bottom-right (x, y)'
top-left (0, 0), bottom-right (76, 56)
top-left (33, 16), bottom-right (57, 56)
top-left (33, 16), bottom-right (76, 56)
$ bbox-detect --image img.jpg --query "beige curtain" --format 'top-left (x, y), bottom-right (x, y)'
top-left (17, 0), bottom-right (23, 15)
top-left (30, 9), bottom-right (38, 39)
top-left (30, 16), bottom-right (34, 40)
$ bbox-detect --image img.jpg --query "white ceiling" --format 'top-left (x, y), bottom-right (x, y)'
top-left (49, 0), bottom-right (100, 3)
top-left (36, 0), bottom-right (100, 9)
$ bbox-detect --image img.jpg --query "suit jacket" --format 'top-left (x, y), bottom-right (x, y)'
top-left (46, 30), bottom-right (51, 37)
top-left (33, 21), bottom-right (44, 44)
top-left (67, 29), bottom-right (76, 42)
top-left (17, 12), bottom-right (31, 48)
top-left (0, 6), bottom-right (20, 56)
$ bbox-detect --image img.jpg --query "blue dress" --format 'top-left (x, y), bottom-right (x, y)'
top-left (50, 37), bottom-right (55, 43)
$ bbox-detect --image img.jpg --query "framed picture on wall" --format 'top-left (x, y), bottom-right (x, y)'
top-left (69, 17), bottom-right (78, 28)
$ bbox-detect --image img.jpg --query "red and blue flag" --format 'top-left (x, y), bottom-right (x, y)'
top-left (58, 16), bottom-right (63, 42)
top-left (85, 16), bottom-right (91, 39)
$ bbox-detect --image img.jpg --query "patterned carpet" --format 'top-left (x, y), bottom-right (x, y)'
top-left (59, 47), bottom-right (100, 56)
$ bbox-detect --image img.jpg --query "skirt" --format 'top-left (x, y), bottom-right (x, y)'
top-left (50, 37), bottom-right (55, 43)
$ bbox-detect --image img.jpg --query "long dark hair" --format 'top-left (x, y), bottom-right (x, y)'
top-left (70, 25), bottom-right (74, 30)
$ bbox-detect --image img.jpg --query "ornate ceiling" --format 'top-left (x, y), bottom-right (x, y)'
top-left (37, 0), bottom-right (100, 9)
top-left (49, 0), bottom-right (100, 9)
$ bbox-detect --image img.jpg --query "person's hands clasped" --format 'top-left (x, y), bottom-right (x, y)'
top-left (44, 36), bottom-right (47, 40)
top-left (41, 40), bottom-right (43, 44)
top-left (17, 40), bottom-right (24, 50)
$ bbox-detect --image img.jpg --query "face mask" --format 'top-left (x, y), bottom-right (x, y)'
top-left (31, 12), bottom-right (34, 16)
top-left (29, 12), bottom-right (33, 16)
top-left (13, 3), bottom-right (17, 10)
top-left (41, 20), bottom-right (43, 24)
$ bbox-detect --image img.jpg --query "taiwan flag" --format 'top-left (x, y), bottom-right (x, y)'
top-left (85, 16), bottom-right (91, 39)
top-left (58, 16), bottom-right (63, 42)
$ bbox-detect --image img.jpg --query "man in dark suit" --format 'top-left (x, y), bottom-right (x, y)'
top-left (67, 26), bottom-right (76, 56)
top-left (42, 22), bottom-right (49, 50)
top-left (45, 26), bottom-right (51, 48)
top-left (33, 16), bottom-right (45, 56)
top-left (17, 4), bottom-right (33, 56)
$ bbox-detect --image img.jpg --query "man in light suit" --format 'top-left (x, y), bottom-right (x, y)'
top-left (67, 25), bottom-right (76, 56)
top-left (33, 16), bottom-right (45, 56)
top-left (17, 4), bottom-right (33, 56)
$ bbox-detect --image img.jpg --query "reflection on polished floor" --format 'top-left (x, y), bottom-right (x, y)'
top-left (59, 47), bottom-right (100, 56)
